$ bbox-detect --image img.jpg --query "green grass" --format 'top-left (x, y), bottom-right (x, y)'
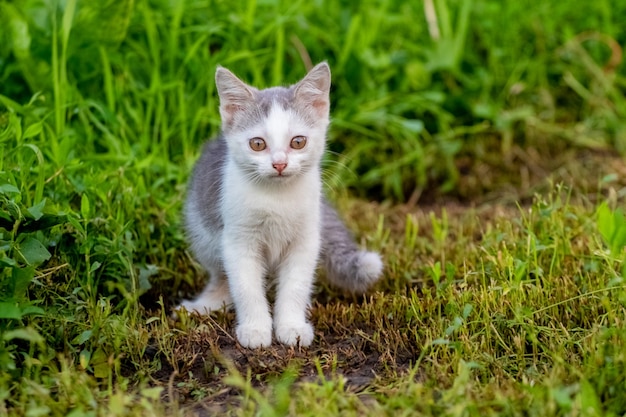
top-left (1, 0), bottom-right (626, 415)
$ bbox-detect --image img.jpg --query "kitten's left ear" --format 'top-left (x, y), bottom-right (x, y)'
top-left (294, 62), bottom-right (331, 117)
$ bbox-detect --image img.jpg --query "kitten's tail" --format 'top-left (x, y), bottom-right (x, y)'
top-left (320, 201), bottom-right (384, 293)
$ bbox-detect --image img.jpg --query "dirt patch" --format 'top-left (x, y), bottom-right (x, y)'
top-left (148, 298), bottom-right (418, 413)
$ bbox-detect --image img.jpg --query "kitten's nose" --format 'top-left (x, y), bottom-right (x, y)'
top-left (272, 163), bottom-right (287, 174)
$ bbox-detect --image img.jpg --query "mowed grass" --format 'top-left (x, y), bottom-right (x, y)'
top-left (2, 0), bottom-right (626, 416)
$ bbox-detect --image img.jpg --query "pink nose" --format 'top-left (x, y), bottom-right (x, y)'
top-left (272, 163), bottom-right (287, 174)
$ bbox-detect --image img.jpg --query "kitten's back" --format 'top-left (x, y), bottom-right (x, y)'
top-left (185, 137), bottom-right (227, 232)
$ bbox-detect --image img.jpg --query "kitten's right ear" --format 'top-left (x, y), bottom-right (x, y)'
top-left (215, 66), bottom-right (255, 127)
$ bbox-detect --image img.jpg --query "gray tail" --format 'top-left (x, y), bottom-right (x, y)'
top-left (320, 201), bottom-right (383, 293)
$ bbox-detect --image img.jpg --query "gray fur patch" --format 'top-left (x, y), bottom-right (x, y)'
top-left (185, 137), bottom-right (226, 231)
top-left (227, 87), bottom-right (291, 132)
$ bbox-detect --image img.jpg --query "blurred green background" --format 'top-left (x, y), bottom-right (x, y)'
top-left (2, 0), bottom-right (625, 347)
top-left (2, 0), bottom-right (625, 203)
top-left (1, 1), bottom-right (626, 413)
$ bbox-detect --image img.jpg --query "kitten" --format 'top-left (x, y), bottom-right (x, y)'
top-left (178, 62), bottom-right (383, 348)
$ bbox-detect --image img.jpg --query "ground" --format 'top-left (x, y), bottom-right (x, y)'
top-left (140, 148), bottom-right (626, 415)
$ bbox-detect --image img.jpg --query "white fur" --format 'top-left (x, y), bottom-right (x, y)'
top-left (221, 103), bottom-right (324, 348)
top-left (175, 102), bottom-right (323, 349)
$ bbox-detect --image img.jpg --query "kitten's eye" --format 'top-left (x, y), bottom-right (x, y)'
top-left (249, 137), bottom-right (267, 151)
top-left (290, 136), bottom-right (307, 150)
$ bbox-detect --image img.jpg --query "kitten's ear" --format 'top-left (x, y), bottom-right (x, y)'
top-left (294, 62), bottom-right (331, 117)
top-left (215, 66), bottom-right (255, 127)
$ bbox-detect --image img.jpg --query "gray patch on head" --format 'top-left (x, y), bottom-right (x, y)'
top-left (256, 87), bottom-right (294, 112)
top-left (225, 87), bottom-right (289, 132)
top-left (227, 85), bottom-right (322, 132)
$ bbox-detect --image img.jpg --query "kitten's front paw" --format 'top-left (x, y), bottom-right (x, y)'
top-left (275, 321), bottom-right (314, 347)
top-left (236, 323), bottom-right (273, 348)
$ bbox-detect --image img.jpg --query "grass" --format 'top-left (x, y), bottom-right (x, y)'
top-left (1, 0), bottom-right (626, 415)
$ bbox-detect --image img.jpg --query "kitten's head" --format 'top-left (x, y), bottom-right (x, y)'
top-left (215, 63), bottom-right (331, 184)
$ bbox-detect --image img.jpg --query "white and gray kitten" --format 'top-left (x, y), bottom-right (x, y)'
top-left (179, 62), bottom-right (383, 348)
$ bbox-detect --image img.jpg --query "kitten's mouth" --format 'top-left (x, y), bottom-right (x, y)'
top-left (268, 169), bottom-right (298, 180)
top-left (272, 172), bottom-right (291, 179)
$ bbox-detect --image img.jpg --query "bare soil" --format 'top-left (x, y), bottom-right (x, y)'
top-left (148, 297), bottom-right (417, 414)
